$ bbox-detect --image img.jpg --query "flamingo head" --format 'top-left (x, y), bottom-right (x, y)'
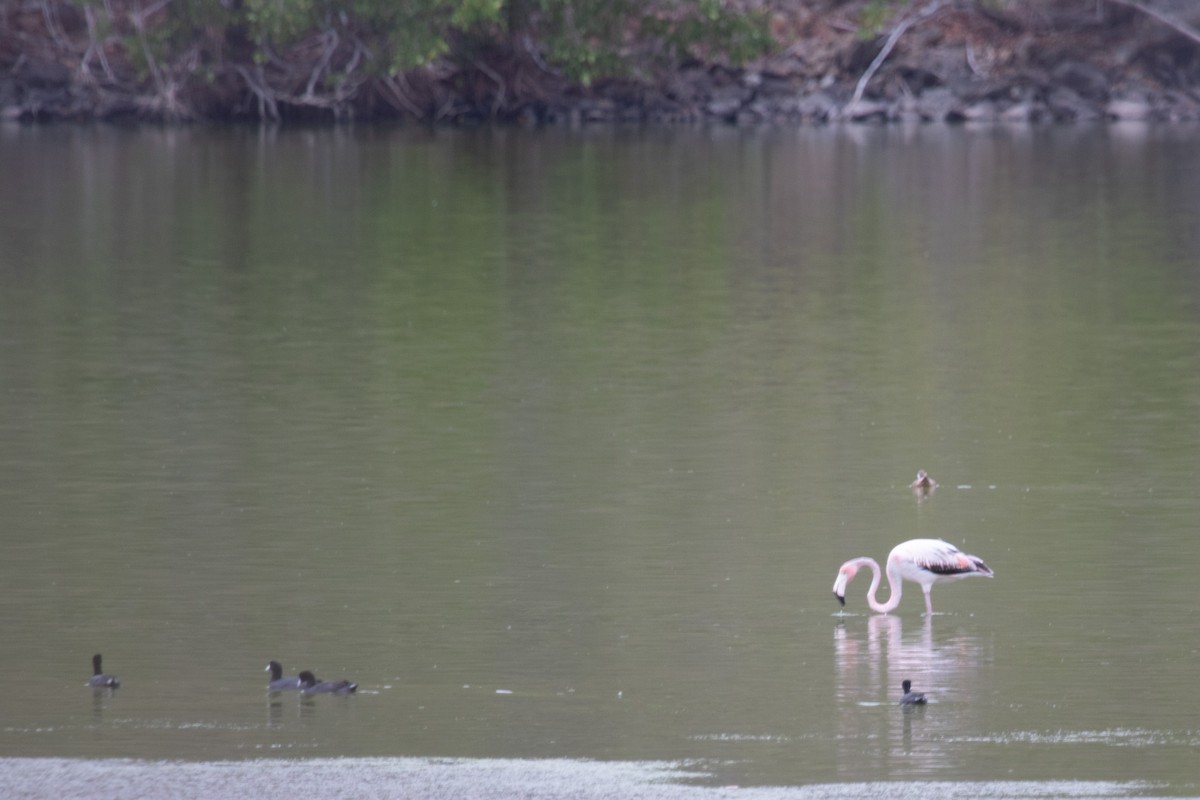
top-left (832, 562), bottom-right (859, 606)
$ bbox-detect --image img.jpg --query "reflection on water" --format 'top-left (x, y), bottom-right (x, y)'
top-left (833, 615), bottom-right (991, 779)
top-left (91, 688), bottom-right (117, 722)
top-left (266, 700), bottom-right (283, 728)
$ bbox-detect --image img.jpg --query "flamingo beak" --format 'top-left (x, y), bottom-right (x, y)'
top-left (832, 571), bottom-right (849, 605)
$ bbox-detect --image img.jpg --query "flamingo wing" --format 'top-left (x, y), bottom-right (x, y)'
top-left (895, 539), bottom-right (993, 578)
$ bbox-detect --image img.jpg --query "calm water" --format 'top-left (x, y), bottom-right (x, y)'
top-left (1, 122), bottom-right (1198, 797)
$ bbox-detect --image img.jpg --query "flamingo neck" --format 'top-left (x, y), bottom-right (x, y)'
top-left (861, 558), bottom-right (903, 614)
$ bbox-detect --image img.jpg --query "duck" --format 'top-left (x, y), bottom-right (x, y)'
top-left (298, 670), bottom-right (357, 695)
top-left (899, 679), bottom-right (927, 706)
top-left (87, 653), bottom-right (120, 689)
top-left (911, 470), bottom-right (938, 491)
top-left (265, 660), bottom-right (302, 692)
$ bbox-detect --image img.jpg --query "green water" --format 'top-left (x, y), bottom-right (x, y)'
top-left (0, 123), bottom-right (1198, 795)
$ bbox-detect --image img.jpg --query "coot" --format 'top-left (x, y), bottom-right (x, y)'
top-left (899, 679), bottom-right (927, 705)
top-left (88, 654), bottom-right (120, 689)
top-left (298, 670), bottom-right (357, 694)
top-left (266, 660), bottom-right (302, 692)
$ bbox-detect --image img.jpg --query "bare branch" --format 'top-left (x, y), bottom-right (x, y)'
top-left (848, 0), bottom-right (945, 112)
top-left (81, 5), bottom-right (120, 84)
top-left (39, 0), bottom-right (69, 50)
top-left (304, 28), bottom-right (339, 100)
top-left (965, 40), bottom-right (985, 77)
top-left (1105, 0), bottom-right (1200, 46)
top-left (474, 59), bottom-right (506, 116)
top-left (379, 73), bottom-right (427, 119)
top-left (236, 64), bottom-right (280, 121)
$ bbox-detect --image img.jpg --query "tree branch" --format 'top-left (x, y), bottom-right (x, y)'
top-left (304, 28), bottom-right (338, 100)
top-left (379, 73), bottom-right (427, 119)
top-left (847, 0), bottom-right (945, 112)
top-left (236, 64), bottom-right (280, 121)
top-left (474, 58), bottom-right (506, 117)
top-left (1105, 0), bottom-right (1200, 47)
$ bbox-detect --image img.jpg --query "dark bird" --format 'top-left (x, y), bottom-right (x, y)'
top-left (87, 653), bottom-right (120, 689)
top-left (899, 679), bottom-right (927, 706)
top-left (265, 660), bottom-right (302, 692)
top-left (298, 670), bottom-right (357, 695)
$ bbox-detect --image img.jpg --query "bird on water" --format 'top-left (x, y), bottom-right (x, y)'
top-left (298, 670), bottom-right (358, 695)
top-left (265, 660), bottom-right (302, 692)
top-left (832, 538), bottom-right (993, 615)
top-left (899, 679), bottom-right (927, 705)
top-left (911, 470), bottom-right (937, 490)
top-left (87, 654), bottom-right (120, 689)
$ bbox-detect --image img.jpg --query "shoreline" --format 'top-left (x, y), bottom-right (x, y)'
top-left (4, 4), bottom-right (1200, 125)
top-left (0, 757), bottom-right (1172, 800)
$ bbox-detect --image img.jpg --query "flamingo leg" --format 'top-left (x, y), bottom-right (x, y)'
top-left (923, 587), bottom-right (934, 616)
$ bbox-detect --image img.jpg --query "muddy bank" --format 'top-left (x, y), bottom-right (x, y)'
top-left (3, 2), bottom-right (1200, 124)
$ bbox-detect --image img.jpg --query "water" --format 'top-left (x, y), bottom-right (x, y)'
top-left (0, 122), bottom-right (1198, 797)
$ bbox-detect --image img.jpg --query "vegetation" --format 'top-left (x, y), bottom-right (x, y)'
top-left (4, 1), bottom-right (1200, 122)
top-left (54, 0), bottom-right (771, 119)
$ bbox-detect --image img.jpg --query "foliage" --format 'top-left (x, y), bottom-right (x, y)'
top-left (638, 0), bottom-right (774, 74)
top-left (84, 0), bottom-right (771, 86)
top-left (858, 0), bottom-right (901, 38)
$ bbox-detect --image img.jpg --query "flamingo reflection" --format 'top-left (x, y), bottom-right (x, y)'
top-left (833, 614), bottom-right (990, 777)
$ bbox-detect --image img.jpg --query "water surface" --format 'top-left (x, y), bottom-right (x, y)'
top-left (0, 123), bottom-right (1198, 796)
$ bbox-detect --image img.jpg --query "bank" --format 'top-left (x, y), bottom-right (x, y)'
top-left (3, 1), bottom-right (1200, 124)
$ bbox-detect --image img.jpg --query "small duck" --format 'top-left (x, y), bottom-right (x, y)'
top-left (899, 679), bottom-right (927, 706)
top-left (87, 653), bottom-right (120, 689)
top-left (298, 670), bottom-right (357, 695)
top-left (907, 470), bottom-right (936, 494)
top-left (265, 660), bottom-right (302, 692)
top-left (911, 470), bottom-right (937, 491)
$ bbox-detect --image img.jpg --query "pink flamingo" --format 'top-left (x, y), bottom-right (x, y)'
top-left (832, 538), bottom-right (993, 615)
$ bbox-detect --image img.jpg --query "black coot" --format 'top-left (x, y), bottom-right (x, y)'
top-left (266, 660), bottom-right (301, 692)
top-left (298, 670), bottom-right (357, 695)
top-left (88, 654), bottom-right (120, 689)
top-left (899, 679), bottom-right (927, 705)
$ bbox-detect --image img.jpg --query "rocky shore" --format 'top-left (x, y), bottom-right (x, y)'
top-left (3, 1), bottom-right (1200, 124)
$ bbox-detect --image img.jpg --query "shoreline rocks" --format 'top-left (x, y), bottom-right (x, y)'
top-left (3, 3), bottom-right (1199, 125)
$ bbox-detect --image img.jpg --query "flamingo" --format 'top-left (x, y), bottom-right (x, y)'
top-left (832, 538), bottom-right (993, 615)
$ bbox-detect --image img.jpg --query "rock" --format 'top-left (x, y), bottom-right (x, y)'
top-left (1053, 61), bottom-right (1109, 101)
top-left (1106, 97), bottom-right (1153, 120)
top-left (843, 98), bottom-right (892, 123)
top-left (1046, 86), bottom-right (1102, 121)
top-left (755, 73), bottom-right (797, 99)
top-left (0, 77), bottom-right (19, 109)
top-left (1000, 101), bottom-right (1037, 122)
top-left (706, 87), bottom-right (751, 118)
top-left (794, 91), bottom-right (838, 122)
top-left (1161, 90), bottom-right (1200, 122)
top-left (15, 57), bottom-right (72, 88)
top-left (962, 100), bottom-right (999, 122)
top-left (912, 87), bottom-right (962, 122)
